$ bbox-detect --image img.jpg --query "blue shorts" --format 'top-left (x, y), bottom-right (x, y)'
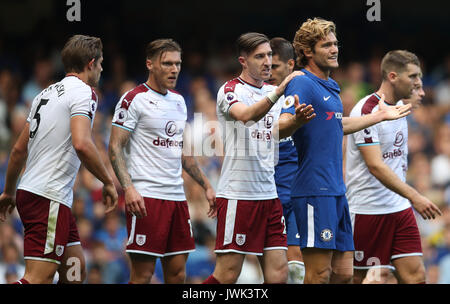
top-left (281, 200), bottom-right (300, 246)
top-left (292, 195), bottom-right (354, 251)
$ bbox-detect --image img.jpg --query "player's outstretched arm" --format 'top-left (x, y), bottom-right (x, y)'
top-left (359, 144), bottom-right (442, 220)
top-left (229, 71), bottom-right (304, 124)
top-left (276, 94), bottom-right (316, 139)
top-left (71, 116), bottom-right (118, 213)
top-left (181, 153), bottom-right (217, 218)
top-left (108, 125), bottom-right (146, 218)
top-left (0, 123), bottom-right (30, 221)
top-left (342, 94), bottom-right (412, 135)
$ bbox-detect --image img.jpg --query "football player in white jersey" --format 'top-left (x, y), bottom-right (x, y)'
top-left (0, 35), bottom-right (118, 284)
top-left (346, 50), bottom-right (441, 284)
top-left (203, 32), bottom-right (314, 284)
top-left (109, 39), bottom-right (216, 284)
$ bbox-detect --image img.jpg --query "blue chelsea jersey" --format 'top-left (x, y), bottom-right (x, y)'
top-left (281, 69), bottom-right (345, 197)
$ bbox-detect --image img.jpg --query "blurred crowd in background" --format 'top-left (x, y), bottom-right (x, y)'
top-left (0, 34), bottom-right (449, 283)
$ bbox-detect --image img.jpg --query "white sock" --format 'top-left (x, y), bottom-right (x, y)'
top-left (288, 260), bottom-right (305, 284)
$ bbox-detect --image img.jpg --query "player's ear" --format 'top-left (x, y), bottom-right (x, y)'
top-left (387, 71), bottom-right (397, 83)
top-left (87, 58), bottom-right (95, 71)
top-left (302, 47), bottom-right (313, 61)
top-left (146, 58), bottom-right (153, 71)
top-left (287, 59), bottom-right (295, 71)
top-left (238, 55), bottom-right (247, 69)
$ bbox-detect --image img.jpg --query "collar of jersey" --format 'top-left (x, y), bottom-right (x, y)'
top-left (143, 82), bottom-right (168, 96)
top-left (301, 68), bottom-right (341, 93)
top-left (66, 73), bottom-right (84, 83)
top-left (237, 77), bottom-right (265, 89)
top-left (373, 92), bottom-right (396, 106)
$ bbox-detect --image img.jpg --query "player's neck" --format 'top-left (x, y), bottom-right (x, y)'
top-left (66, 72), bottom-right (89, 85)
top-left (239, 72), bottom-right (264, 88)
top-left (376, 82), bottom-right (397, 105)
top-left (305, 63), bottom-right (330, 80)
top-left (146, 77), bottom-right (168, 95)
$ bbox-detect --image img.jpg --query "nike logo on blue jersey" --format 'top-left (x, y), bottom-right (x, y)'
top-left (323, 96), bottom-right (331, 101)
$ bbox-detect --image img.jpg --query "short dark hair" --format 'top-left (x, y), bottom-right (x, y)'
top-left (61, 35), bottom-right (103, 73)
top-left (381, 50), bottom-right (420, 80)
top-left (236, 32), bottom-right (270, 56)
top-left (270, 37), bottom-right (295, 62)
top-left (145, 38), bottom-right (182, 60)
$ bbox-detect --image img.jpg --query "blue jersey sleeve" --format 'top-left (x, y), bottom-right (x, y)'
top-left (280, 75), bottom-right (310, 115)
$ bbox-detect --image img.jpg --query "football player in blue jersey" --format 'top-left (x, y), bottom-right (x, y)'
top-left (269, 37), bottom-right (305, 284)
top-left (277, 18), bottom-right (412, 284)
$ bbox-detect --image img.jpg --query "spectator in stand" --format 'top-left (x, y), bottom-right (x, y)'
top-left (86, 241), bottom-right (129, 284)
top-left (431, 123), bottom-right (450, 187)
top-left (93, 211), bottom-right (128, 259)
top-left (0, 242), bottom-right (25, 284)
top-left (22, 58), bottom-right (54, 109)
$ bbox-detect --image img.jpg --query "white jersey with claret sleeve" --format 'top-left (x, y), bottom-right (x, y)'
top-left (216, 77), bottom-right (282, 200)
top-left (111, 83), bottom-right (187, 201)
top-left (345, 93), bottom-right (411, 214)
top-left (18, 76), bottom-right (97, 208)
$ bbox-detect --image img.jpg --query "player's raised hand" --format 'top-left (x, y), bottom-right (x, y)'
top-left (292, 94), bottom-right (316, 126)
top-left (0, 192), bottom-right (16, 221)
top-left (377, 93), bottom-right (412, 121)
top-left (205, 187), bottom-right (217, 218)
top-left (411, 194), bottom-right (442, 220)
top-left (124, 184), bottom-right (147, 218)
top-left (102, 183), bottom-right (119, 214)
top-left (275, 71), bottom-right (305, 96)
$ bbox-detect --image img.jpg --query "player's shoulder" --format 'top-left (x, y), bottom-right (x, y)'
top-left (296, 70), bottom-right (317, 84)
top-left (120, 83), bottom-right (150, 108)
top-left (61, 76), bottom-right (96, 102)
top-left (168, 88), bottom-right (182, 96)
top-left (63, 75), bottom-right (90, 90)
top-left (216, 78), bottom-right (241, 104)
top-left (220, 77), bottom-right (242, 94)
top-left (262, 82), bottom-right (276, 92)
top-left (353, 93), bottom-right (379, 116)
top-left (288, 74), bottom-right (315, 91)
top-left (220, 77), bottom-right (274, 96)
top-left (167, 89), bottom-right (186, 103)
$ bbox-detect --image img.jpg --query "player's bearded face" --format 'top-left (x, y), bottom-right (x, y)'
top-left (312, 32), bottom-right (339, 70)
top-left (88, 57), bottom-right (103, 87)
top-left (244, 42), bottom-right (272, 81)
top-left (394, 64), bottom-right (422, 100)
top-left (152, 51), bottom-right (182, 90)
